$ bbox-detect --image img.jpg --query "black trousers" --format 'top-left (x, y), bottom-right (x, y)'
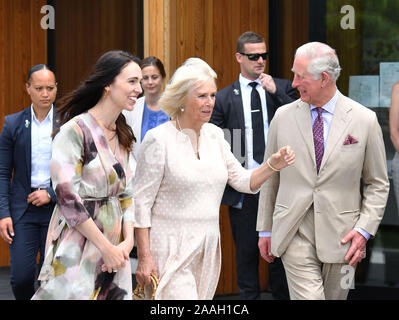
top-left (9, 203), bottom-right (53, 300)
top-left (229, 193), bottom-right (289, 300)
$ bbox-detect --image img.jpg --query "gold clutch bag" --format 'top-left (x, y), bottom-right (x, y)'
top-left (132, 274), bottom-right (159, 300)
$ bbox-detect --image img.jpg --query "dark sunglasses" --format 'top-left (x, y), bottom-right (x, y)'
top-left (240, 52), bottom-right (268, 61)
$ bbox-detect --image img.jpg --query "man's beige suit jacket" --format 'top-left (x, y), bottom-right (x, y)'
top-left (257, 92), bottom-right (390, 263)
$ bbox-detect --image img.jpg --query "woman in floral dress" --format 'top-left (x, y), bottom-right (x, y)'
top-left (32, 50), bottom-right (142, 300)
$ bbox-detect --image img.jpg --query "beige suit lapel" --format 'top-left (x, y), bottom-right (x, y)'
top-left (319, 93), bottom-right (352, 172)
top-left (294, 101), bottom-right (316, 167)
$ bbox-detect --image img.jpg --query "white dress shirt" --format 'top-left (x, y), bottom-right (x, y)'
top-left (232, 75), bottom-right (269, 210)
top-left (30, 105), bottom-right (53, 188)
top-left (239, 74), bottom-right (269, 169)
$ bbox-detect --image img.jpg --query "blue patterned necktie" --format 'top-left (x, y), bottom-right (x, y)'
top-left (313, 107), bottom-right (324, 173)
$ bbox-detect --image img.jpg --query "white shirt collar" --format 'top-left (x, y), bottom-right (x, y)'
top-left (31, 104), bottom-right (54, 124)
top-left (239, 74), bottom-right (261, 88)
top-left (310, 88), bottom-right (339, 115)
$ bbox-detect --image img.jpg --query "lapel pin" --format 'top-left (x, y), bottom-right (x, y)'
top-left (25, 119), bottom-right (30, 128)
top-left (233, 89), bottom-right (240, 96)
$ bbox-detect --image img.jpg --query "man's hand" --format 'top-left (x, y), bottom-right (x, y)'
top-left (0, 217), bottom-right (14, 244)
top-left (260, 73), bottom-right (277, 94)
top-left (341, 230), bottom-right (367, 266)
top-left (27, 190), bottom-right (51, 207)
top-left (258, 236), bottom-right (275, 263)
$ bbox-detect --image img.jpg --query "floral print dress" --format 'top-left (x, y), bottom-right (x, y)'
top-left (32, 112), bottom-right (135, 300)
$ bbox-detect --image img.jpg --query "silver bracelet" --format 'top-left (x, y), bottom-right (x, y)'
top-left (267, 158), bottom-right (280, 172)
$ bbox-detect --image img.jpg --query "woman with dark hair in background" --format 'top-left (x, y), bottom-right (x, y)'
top-left (32, 50), bottom-right (142, 300)
top-left (123, 56), bottom-right (169, 166)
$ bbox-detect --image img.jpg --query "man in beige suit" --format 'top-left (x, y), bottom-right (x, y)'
top-left (257, 42), bottom-right (389, 300)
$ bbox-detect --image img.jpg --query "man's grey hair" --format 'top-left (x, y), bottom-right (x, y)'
top-left (295, 42), bottom-right (341, 82)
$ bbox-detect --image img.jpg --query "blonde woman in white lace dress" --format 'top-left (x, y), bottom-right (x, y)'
top-left (133, 58), bottom-right (295, 300)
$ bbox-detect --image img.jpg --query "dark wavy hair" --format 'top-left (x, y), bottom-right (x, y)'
top-left (56, 50), bottom-right (141, 152)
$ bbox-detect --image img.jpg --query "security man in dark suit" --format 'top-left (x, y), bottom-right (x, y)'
top-left (210, 31), bottom-right (297, 300)
top-left (0, 65), bottom-right (58, 300)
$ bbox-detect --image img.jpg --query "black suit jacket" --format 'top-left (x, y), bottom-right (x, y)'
top-left (0, 106), bottom-right (59, 223)
top-left (209, 77), bottom-right (298, 206)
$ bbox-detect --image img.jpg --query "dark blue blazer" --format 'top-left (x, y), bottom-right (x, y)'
top-left (0, 106), bottom-right (58, 223)
top-left (209, 77), bottom-right (298, 206)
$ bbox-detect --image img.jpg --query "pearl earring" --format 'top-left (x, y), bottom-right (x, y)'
top-left (180, 105), bottom-right (185, 112)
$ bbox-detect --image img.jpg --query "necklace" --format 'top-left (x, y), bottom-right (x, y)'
top-left (176, 116), bottom-right (183, 131)
top-left (89, 110), bottom-right (116, 131)
top-left (176, 116), bottom-right (199, 155)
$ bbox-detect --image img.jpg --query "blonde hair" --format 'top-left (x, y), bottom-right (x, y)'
top-left (159, 57), bottom-right (217, 119)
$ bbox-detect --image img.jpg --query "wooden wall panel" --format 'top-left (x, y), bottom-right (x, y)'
top-left (0, 0), bottom-right (47, 128)
top-left (54, 0), bottom-right (141, 98)
top-left (144, 0), bottom-right (165, 61)
top-left (146, 0), bottom-right (269, 89)
top-left (0, 0), bottom-right (47, 267)
top-left (275, 0), bottom-right (309, 80)
top-left (218, 205), bottom-right (236, 294)
top-left (145, 0), bottom-right (269, 296)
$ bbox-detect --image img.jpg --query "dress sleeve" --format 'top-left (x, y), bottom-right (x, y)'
top-left (133, 130), bottom-right (165, 228)
top-left (118, 151), bottom-right (135, 223)
top-left (50, 119), bottom-right (90, 228)
top-left (215, 126), bottom-right (258, 194)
